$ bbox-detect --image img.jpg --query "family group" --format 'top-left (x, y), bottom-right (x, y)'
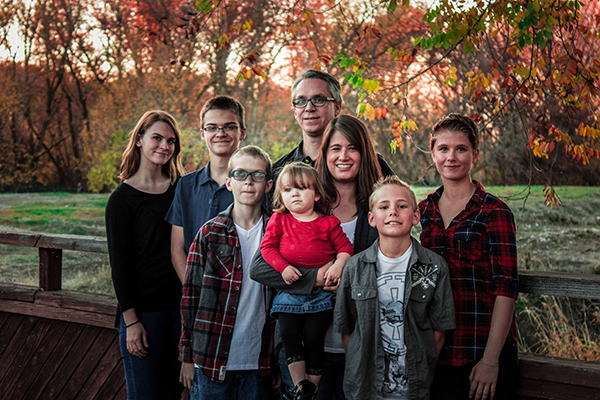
top-left (105, 70), bottom-right (519, 400)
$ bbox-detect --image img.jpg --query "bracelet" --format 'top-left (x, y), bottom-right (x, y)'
top-left (480, 361), bottom-right (499, 368)
top-left (126, 320), bottom-right (140, 328)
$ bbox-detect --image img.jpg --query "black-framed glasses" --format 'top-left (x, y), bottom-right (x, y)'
top-left (203, 125), bottom-right (240, 134)
top-left (230, 170), bottom-right (268, 182)
top-left (292, 96), bottom-right (336, 109)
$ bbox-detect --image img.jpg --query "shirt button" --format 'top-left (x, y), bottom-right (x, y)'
top-left (235, 286), bottom-right (240, 291)
top-left (219, 250), bottom-right (223, 254)
top-left (231, 306), bottom-right (236, 312)
top-left (358, 293), bottom-right (362, 297)
top-left (237, 265), bottom-right (242, 269)
top-left (223, 350), bottom-right (228, 355)
top-left (228, 328), bottom-right (233, 334)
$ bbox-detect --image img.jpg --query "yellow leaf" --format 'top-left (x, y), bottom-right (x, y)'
top-left (408, 120), bottom-right (418, 131)
top-left (371, 80), bottom-right (380, 93)
top-left (365, 104), bottom-right (375, 121)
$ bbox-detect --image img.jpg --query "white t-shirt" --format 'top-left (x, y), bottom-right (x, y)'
top-left (324, 217), bottom-right (358, 353)
top-left (377, 244), bottom-right (412, 399)
top-left (226, 217), bottom-right (266, 370)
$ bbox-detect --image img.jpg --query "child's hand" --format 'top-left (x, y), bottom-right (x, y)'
top-left (180, 362), bottom-right (195, 389)
top-left (324, 264), bottom-right (343, 287)
top-left (282, 266), bottom-right (302, 285)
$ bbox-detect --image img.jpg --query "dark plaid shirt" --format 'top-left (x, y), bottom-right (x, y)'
top-left (419, 181), bottom-right (518, 366)
top-left (179, 205), bottom-right (276, 382)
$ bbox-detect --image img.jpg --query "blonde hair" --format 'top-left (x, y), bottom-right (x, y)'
top-left (120, 110), bottom-right (185, 183)
top-left (369, 176), bottom-right (417, 211)
top-left (273, 162), bottom-right (329, 215)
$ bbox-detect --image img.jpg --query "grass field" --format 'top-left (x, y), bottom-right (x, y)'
top-left (1, 186), bottom-right (599, 360)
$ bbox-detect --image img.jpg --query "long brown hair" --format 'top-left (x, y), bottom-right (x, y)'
top-left (272, 162), bottom-right (329, 215)
top-left (120, 110), bottom-right (185, 183)
top-left (315, 115), bottom-right (382, 212)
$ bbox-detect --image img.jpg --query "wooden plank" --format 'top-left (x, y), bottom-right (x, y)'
top-left (59, 328), bottom-right (116, 400)
top-left (0, 317), bottom-right (52, 396)
top-left (3, 319), bottom-right (67, 400)
top-left (0, 232), bottom-right (40, 247)
top-left (519, 270), bottom-right (600, 299)
top-left (0, 231), bottom-right (108, 253)
top-left (95, 358), bottom-right (126, 400)
top-left (517, 377), bottom-right (600, 400)
top-left (0, 313), bottom-right (24, 357)
top-left (113, 383), bottom-right (127, 400)
top-left (35, 233), bottom-right (107, 253)
top-left (0, 282), bottom-right (38, 302)
top-left (0, 316), bottom-right (38, 383)
top-left (37, 325), bottom-right (101, 400)
top-left (23, 322), bottom-right (85, 400)
top-left (34, 289), bottom-right (117, 317)
top-left (74, 334), bottom-right (122, 400)
top-left (0, 298), bottom-right (114, 329)
top-left (519, 353), bottom-right (600, 390)
top-left (0, 312), bottom-right (8, 331)
top-left (39, 248), bottom-right (62, 291)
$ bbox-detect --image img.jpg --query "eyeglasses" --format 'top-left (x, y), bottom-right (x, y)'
top-left (230, 170), bottom-right (268, 182)
top-left (203, 125), bottom-right (240, 134)
top-left (292, 96), bottom-right (336, 109)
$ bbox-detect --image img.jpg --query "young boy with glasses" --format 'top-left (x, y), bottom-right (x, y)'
top-left (179, 145), bottom-right (279, 399)
top-left (166, 95), bottom-right (247, 282)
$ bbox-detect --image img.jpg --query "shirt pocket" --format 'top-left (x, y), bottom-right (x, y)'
top-left (206, 243), bottom-right (235, 276)
top-left (454, 221), bottom-right (486, 262)
top-left (408, 292), bottom-right (432, 330)
top-left (351, 287), bottom-right (378, 327)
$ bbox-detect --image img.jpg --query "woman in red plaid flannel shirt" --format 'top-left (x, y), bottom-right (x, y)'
top-left (419, 114), bottom-right (519, 400)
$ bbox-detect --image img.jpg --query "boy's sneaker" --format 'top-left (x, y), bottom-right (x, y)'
top-left (294, 380), bottom-right (317, 400)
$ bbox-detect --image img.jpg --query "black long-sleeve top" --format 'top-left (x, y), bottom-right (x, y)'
top-left (105, 182), bottom-right (181, 317)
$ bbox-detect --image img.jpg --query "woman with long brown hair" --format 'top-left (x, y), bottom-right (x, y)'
top-left (106, 110), bottom-right (185, 399)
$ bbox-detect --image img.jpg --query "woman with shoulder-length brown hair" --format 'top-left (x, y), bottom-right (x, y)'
top-left (105, 110), bottom-right (185, 400)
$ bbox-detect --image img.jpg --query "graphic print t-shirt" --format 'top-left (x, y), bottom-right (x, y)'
top-left (376, 245), bottom-right (413, 399)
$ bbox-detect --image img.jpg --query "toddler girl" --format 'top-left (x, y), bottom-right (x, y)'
top-left (261, 162), bottom-right (353, 400)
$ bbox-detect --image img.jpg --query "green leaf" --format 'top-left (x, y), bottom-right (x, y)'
top-left (388, 0), bottom-right (397, 13)
top-left (385, 47), bottom-right (393, 54)
top-left (334, 53), bottom-right (346, 62)
top-left (413, 37), bottom-right (422, 47)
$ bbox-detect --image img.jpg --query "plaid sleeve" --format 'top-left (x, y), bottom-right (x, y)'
top-left (487, 203), bottom-right (519, 299)
top-left (179, 226), bottom-right (208, 363)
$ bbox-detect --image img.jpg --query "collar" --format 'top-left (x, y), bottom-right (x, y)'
top-left (197, 161), bottom-right (214, 185)
top-left (218, 203), bottom-right (271, 234)
top-left (359, 237), bottom-right (435, 269)
top-left (292, 141), bottom-right (315, 165)
top-left (427, 180), bottom-right (485, 209)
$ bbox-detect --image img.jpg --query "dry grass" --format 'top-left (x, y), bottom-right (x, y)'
top-left (517, 294), bottom-right (600, 361)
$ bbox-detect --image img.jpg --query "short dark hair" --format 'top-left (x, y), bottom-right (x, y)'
top-left (200, 95), bottom-right (246, 130)
top-left (430, 113), bottom-right (479, 151)
top-left (291, 69), bottom-right (343, 103)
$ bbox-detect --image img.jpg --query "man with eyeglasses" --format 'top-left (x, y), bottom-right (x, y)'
top-left (166, 95), bottom-right (247, 284)
top-left (272, 70), bottom-right (343, 182)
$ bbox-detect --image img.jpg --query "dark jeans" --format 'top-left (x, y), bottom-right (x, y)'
top-left (431, 339), bottom-right (519, 400)
top-left (317, 352), bottom-right (346, 400)
top-left (118, 308), bottom-right (183, 400)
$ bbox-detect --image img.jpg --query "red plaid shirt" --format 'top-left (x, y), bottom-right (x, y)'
top-left (179, 205), bottom-right (276, 381)
top-left (419, 181), bottom-right (518, 366)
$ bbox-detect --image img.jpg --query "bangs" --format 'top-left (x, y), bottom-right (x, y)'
top-left (278, 169), bottom-right (314, 190)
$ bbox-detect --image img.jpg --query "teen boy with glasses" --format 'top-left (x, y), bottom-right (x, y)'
top-left (166, 95), bottom-right (247, 283)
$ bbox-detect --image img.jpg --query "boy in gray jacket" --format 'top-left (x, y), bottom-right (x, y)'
top-left (334, 176), bottom-right (455, 400)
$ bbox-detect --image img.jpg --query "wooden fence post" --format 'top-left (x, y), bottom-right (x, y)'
top-left (39, 247), bottom-right (62, 291)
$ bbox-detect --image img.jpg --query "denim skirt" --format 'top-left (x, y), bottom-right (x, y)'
top-left (271, 287), bottom-right (334, 317)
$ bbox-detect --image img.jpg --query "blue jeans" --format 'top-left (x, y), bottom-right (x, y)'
top-left (191, 367), bottom-right (270, 400)
top-left (118, 308), bottom-right (183, 400)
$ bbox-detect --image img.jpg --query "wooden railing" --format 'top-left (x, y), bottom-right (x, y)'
top-left (1, 231), bottom-right (600, 399)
